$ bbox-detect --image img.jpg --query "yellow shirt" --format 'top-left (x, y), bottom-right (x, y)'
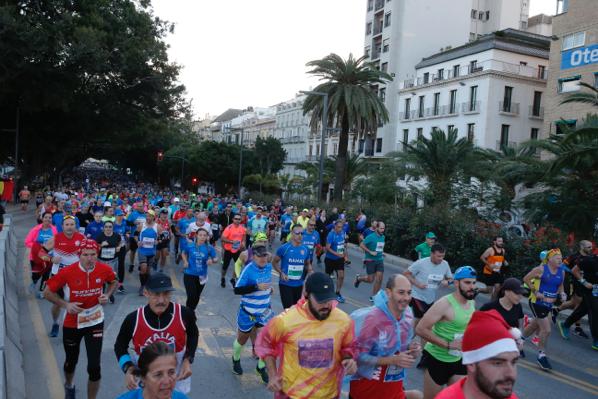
top-left (297, 216), bottom-right (310, 229)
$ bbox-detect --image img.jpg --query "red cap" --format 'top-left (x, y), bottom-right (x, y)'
top-left (79, 238), bottom-right (99, 254)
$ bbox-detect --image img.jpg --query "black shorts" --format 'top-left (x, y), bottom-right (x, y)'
top-left (482, 271), bottom-right (504, 286)
top-left (128, 236), bottom-right (138, 251)
top-left (325, 257), bottom-right (345, 274)
top-left (572, 279), bottom-right (584, 297)
top-left (529, 299), bottom-right (551, 319)
top-left (421, 349), bottom-right (466, 386)
top-left (410, 297), bottom-right (433, 319)
top-left (156, 239), bottom-right (170, 250)
top-left (20, 199), bottom-right (29, 204)
top-left (364, 260), bottom-right (384, 275)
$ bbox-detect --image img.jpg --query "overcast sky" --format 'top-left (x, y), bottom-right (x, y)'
top-left (151, 0), bottom-right (557, 119)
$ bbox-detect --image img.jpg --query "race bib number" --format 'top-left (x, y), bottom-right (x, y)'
top-left (376, 241), bottom-right (385, 253)
top-left (298, 338), bottom-right (333, 369)
top-left (492, 262), bottom-right (503, 272)
top-left (592, 284), bottom-right (598, 297)
top-left (142, 237), bottom-right (155, 248)
top-left (383, 364), bottom-right (405, 382)
top-left (232, 240), bottom-right (241, 250)
top-left (101, 247), bottom-right (116, 259)
top-left (287, 264), bottom-right (304, 280)
top-left (337, 243), bottom-right (345, 255)
top-left (306, 244), bottom-right (314, 252)
top-left (427, 274), bottom-right (444, 289)
top-left (211, 223), bottom-right (219, 230)
top-left (77, 304), bottom-right (104, 329)
top-left (448, 333), bottom-right (463, 357)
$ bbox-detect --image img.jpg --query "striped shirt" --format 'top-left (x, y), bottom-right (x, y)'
top-left (236, 261), bottom-right (272, 315)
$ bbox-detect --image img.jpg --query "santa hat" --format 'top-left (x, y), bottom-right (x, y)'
top-left (79, 238), bottom-right (99, 254)
top-left (462, 310), bottom-right (520, 365)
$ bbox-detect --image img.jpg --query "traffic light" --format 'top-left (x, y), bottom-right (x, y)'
top-left (192, 177), bottom-right (198, 185)
top-left (157, 151), bottom-right (164, 162)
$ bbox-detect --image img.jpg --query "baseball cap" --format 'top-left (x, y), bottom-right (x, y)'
top-left (302, 208), bottom-right (309, 213)
top-left (115, 209), bottom-right (124, 216)
top-left (147, 209), bottom-right (156, 217)
top-left (425, 232), bottom-right (437, 239)
top-left (253, 232), bottom-right (268, 242)
top-left (305, 272), bottom-right (336, 303)
top-left (146, 272), bottom-right (175, 293)
top-left (454, 266), bottom-right (477, 280)
top-left (502, 277), bottom-right (527, 295)
top-left (173, 197), bottom-right (180, 202)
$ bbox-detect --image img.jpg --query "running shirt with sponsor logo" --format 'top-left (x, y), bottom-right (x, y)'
top-left (138, 223), bottom-right (158, 256)
top-left (325, 231), bottom-right (346, 260)
top-left (276, 243), bottom-right (311, 287)
top-left (302, 230), bottom-right (320, 260)
top-left (52, 232), bottom-right (85, 267)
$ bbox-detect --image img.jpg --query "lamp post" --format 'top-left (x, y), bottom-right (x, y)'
top-left (300, 90), bottom-right (328, 202)
top-left (235, 126), bottom-right (245, 199)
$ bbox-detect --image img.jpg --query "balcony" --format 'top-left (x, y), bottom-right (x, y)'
top-left (280, 135), bottom-right (305, 144)
top-left (399, 111), bottom-right (412, 121)
top-left (373, 23), bottom-right (383, 36)
top-left (529, 105), bottom-right (544, 120)
top-left (499, 102), bottom-right (520, 116)
top-left (462, 101), bottom-right (481, 114)
top-left (375, 0), bottom-right (385, 11)
top-left (495, 141), bottom-right (517, 151)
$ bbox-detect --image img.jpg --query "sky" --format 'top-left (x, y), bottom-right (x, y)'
top-left (151, 0), bottom-right (557, 120)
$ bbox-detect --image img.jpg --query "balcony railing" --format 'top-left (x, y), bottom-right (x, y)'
top-left (529, 105), bottom-right (544, 119)
top-left (375, 0), bottom-right (385, 11)
top-left (462, 101), bottom-right (481, 114)
top-left (399, 111), bottom-right (412, 121)
top-left (499, 101), bottom-right (520, 115)
top-left (280, 135), bottom-right (305, 144)
top-left (496, 140), bottom-right (517, 151)
top-left (373, 23), bottom-right (383, 36)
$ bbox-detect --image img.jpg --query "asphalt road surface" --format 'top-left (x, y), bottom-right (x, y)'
top-left (9, 209), bottom-right (597, 399)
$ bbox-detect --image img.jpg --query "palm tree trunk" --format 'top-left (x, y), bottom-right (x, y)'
top-left (334, 115), bottom-right (350, 201)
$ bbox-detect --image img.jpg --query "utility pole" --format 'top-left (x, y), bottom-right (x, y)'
top-left (300, 91), bottom-right (328, 202)
top-left (237, 127), bottom-right (244, 199)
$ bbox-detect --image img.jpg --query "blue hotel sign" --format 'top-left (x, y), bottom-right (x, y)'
top-left (561, 43), bottom-right (598, 70)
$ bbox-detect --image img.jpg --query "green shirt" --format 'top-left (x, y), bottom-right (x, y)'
top-left (424, 293), bottom-right (475, 362)
top-left (363, 233), bottom-right (385, 261)
top-left (415, 242), bottom-right (432, 258)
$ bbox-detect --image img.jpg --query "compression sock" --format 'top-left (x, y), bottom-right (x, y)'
top-left (257, 359), bottom-right (266, 369)
top-left (233, 340), bottom-right (243, 361)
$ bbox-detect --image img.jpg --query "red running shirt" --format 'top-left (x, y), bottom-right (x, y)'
top-left (46, 262), bottom-right (116, 328)
top-left (435, 377), bottom-right (518, 399)
top-left (132, 303), bottom-right (187, 355)
top-left (53, 232), bottom-right (85, 266)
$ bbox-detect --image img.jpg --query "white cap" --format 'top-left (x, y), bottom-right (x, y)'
top-left (103, 201), bottom-right (111, 207)
top-left (174, 197), bottom-right (180, 202)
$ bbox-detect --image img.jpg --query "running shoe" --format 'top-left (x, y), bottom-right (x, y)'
top-left (220, 277), bottom-right (225, 288)
top-left (232, 357), bottom-right (243, 375)
top-left (369, 296), bottom-right (374, 303)
top-left (117, 286), bottom-right (126, 294)
top-left (230, 278), bottom-right (236, 288)
top-left (64, 383), bottom-right (76, 399)
top-left (128, 264), bottom-right (134, 273)
top-left (336, 294), bottom-right (345, 303)
top-left (537, 354), bottom-right (552, 371)
top-left (49, 323), bottom-right (59, 338)
top-left (354, 275), bottom-right (361, 288)
top-left (557, 321), bottom-right (570, 340)
top-left (573, 326), bottom-right (589, 339)
top-left (551, 308), bottom-right (559, 324)
top-left (256, 365), bottom-right (269, 384)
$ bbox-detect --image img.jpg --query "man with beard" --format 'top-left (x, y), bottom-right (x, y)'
top-left (480, 237), bottom-right (509, 301)
top-left (256, 272), bottom-right (357, 399)
top-left (435, 309), bottom-right (520, 399)
top-left (416, 266), bottom-right (477, 399)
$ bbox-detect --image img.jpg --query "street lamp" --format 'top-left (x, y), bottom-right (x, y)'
top-left (233, 126), bottom-right (245, 199)
top-left (300, 90), bottom-right (328, 202)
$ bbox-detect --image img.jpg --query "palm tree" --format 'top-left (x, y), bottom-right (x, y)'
top-left (303, 53), bottom-right (392, 201)
top-left (396, 127), bottom-right (483, 207)
top-left (560, 82), bottom-right (598, 107)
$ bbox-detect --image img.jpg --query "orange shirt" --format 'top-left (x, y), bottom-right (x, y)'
top-left (222, 224), bottom-right (246, 253)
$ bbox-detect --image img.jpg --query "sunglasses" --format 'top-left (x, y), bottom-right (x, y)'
top-left (293, 231), bottom-right (303, 235)
top-left (254, 253), bottom-right (268, 258)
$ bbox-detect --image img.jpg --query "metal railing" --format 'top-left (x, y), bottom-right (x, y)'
top-left (499, 101), bottom-right (520, 115)
top-left (462, 101), bottom-right (481, 113)
top-left (495, 140), bottom-right (517, 151)
top-left (529, 105), bottom-right (544, 119)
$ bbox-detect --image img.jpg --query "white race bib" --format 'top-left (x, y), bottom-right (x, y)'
top-left (287, 264), bottom-right (304, 280)
top-left (100, 247), bottom-right (116, 259)
top-left (77, 304), bottom-right (104, 329)
top-left (448, 333), bottom-right (463, 357)
top-left (376, 241), bottom-right (385, 253)
top-left (427, 274), bottom-right (444, 289)
top-left (141, 237), bottom-right (155, 248)
top-left (337, 243), bottom-right (345, 255)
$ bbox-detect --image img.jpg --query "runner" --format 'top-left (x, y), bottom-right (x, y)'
top-left (480, 236), bottom-right (509, 301)
top-left (46, 216), bottom-right (86, 337)
top-left (247, 207), bottom-right (267, 247)
top-left (156, 209), bottom-right (171, 273)
top-left (415, 266), bottom-right (477, 399)
top-left (266, 208), bottom-right (278, 247)
top-left (136, 210), bottom-right (159, 295)
top-left (355, 221), bottom-right (387, 302)
top-left (44, 239), bottom-right (118, 399)
top-left (279, 207), bottom-right (293, 244)
top-left (174, 204), bottom-right (194, 265)
top-left (181, 228), bottom-right (217, 311)
top-left (24, 211), bottom-right (57, 296)
top-left (315, 209), bottom-right (328, 265)
top-left (114, 272), bottom-right (198, 395)
top-left (116, 342), bottom-right (189, 399)
top-left (19, 185), bottom-right (31, 211)
top-left (301, 218), bottom-right (320, 267)
top-left (414, 232), bottom-right (436, 260)
top-left (435, 310), bottom-right (520, 399)
top-left (84, 211), bottom-right (104, 241)
top-left (186, 211), bottom-right (212, 240)
top-left (113, 209), bottom-right (128, 294)
top-left (273, 224), bottom-right (312, 309)
top-left (349, 274), bottom-right (423, 399)
top-left (522, 248), bottom-right (565, 370)
top-left (358, 220), bottom-right (377, 243)
top-left (208, 206), bottom-right (222, 246)
top-left (234, 232), bottom-right (270, 280)
top-left (171, 201), bottom-right (188, 261)
top-left (220, 214), bottom-right (246, 288)
top-left (95, 220), bottom-right (122, 304)
top-left (126, 202), bottom-right (145, 273)
top-left (297, 208), bottom-right (310, 228)
top-left (232, 245), bottom-right (272, 383)
top-left (325, 219), bottom-right (349, 303)
top-left (255, 272), bottom-right (357, 399)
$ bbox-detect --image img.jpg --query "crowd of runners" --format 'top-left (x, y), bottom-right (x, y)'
top-left (14, 180), bottom-right (598, 399)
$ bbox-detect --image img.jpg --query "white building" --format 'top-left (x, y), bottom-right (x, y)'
top-left (526, 14), bottom-right (553, 36)
top-left (397, 29), bottom-right (549, 150)
top-left (274, 95), bottom-right (312, 175)
top-left (229, 107), bottom-right (276, 147)
top-left (363, 0), bottom-right (530, 155)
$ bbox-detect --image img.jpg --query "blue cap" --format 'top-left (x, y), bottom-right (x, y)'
top-left (454, 266), bottom-right (477, 280)
top-left (539, 250), bottom-right (548, 261)
top-left (115, 209), bottom-right (124, 216)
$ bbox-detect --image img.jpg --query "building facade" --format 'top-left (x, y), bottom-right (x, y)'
top-left (363, 0), bottom-right (529, 155)
top-left (274, 95), bottom-right (312, 175)
top-left (542, 0), bottom-right (598, 137)
top-left (397, 29), bottom-right (549, 150)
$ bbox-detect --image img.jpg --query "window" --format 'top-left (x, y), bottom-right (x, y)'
top-left (500, 125), bottom-right (510, 147)
top-left (471, 9), bottom-right (477, 19)
top-left (433, 92), bottom-right (440, 115)
top-left (366, 22), bottom-right (372, 35)
top-left (453, 65), bottom-right (460, 78)
top-left (469, 60), bottom-right (478, 73)
top-left (317, 144), bottom-right (320, 156)
top-left (417, 127), bottom-right (423, 139)
top-left (594, 72), bottom-right (598, 88)
top-left (538, 65), bottom-right (546, 79)
top-left (485, 11), bottom-right (490, 20)
top-left (469, 85), bottom-right (478, 110)
top-left (402, 129), bottom-right (409, 150)
top-left (376, 138), bottom-right (383, 152)
top-left (479, 11), bottom-right (484, 20)
top-left (520, 21), bottom-right (528, 29)
top-left (383, 38), bottom-right (390, 53)
top-left (503, 86), bottom-right (513, 112)
top-left (555, 120), bottom-right (576, 134)
top-left (447, 124), bottom-right (454, 131)
top-left (364, 46), bottom-right (371, 57)
top-left (558, 76), bottom-right (581, 93)
top-left (423, 72), bottom-right (430, 84)
top-left (358, 139), bottom-right (364, 153)
top-left (367, 0), bottom-right (373, 11)
top-left (308, 145), bottom-right (313, 156)
top-left (381, 62), bottom-right (388, 72)
top-left (449, 90), bottom-right (457, 114)
top-left (431, 126), bottom-right (438, 134)
top-left (379, 87), bottom-right (386, 102)
top-left (562, 31), bottom-right (585, 50)
top-left (437, 69), bottom-right (444, 80)
top-left (530, 128), bottom-right (539, 140)
top-left (557, 0), bottom-right (569, 14)
top-left (418, 95), bottom-right (425, 117)
top-left (532, 91), bottom-right (542, 116)
top-left (384, 13), bottom-right (391, 27)
top-left (520, 61), bottom-right (527, 67)
top-left (404, 98), bottom-right (411, 118)
top-left (467, 123), bottom-right (475, 141)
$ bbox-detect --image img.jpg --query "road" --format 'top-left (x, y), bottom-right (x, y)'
top-left (9, 209), bottom-right (597, 399)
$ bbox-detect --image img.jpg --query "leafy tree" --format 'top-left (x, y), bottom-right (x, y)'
top-left (303, 53), bottom-right (391, 201)
top-left (254, 137), bottom-right (286, 175)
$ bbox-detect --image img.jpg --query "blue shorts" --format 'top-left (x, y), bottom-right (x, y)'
top-left (236, 307), bottom-right (274, 333)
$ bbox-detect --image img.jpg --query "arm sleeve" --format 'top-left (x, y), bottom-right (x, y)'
top-left (114, 312), bottom-right (137, 372)
top-left (234, 284), bottom-right (259, 295)
top-left (181, 307), bottom-right (198, 361)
